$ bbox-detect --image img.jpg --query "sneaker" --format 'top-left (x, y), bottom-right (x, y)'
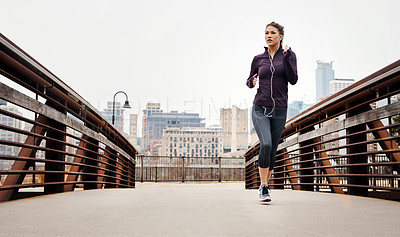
top-left (258, 184), bottom-right (271, 202)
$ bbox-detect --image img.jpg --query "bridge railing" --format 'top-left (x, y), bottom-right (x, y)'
top-left (245, 60), bottom-right (400, 200)
top-left (0, 34), bottom-right (137, 202)
top-left (136, 155), bottom-right (244, 182)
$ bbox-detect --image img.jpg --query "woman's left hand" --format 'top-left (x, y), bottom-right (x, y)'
top-left (284, 45), bottom-right (289, 53)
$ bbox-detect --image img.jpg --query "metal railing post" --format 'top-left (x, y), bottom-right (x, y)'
top-left (182, 155), bottom-right (185, 183)
top-left (218, 157), bottom-right (222, 182)
top-left (141, 155), bottom-right (144, 183)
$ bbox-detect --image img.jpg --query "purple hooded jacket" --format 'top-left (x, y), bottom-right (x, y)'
top-left (246, 47), bottom-right (298, 108)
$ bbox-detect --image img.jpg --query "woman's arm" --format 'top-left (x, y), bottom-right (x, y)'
top-left (246, 56), bottom-right (258, 88)
top-left (283, 48), bottom-right (298, 85)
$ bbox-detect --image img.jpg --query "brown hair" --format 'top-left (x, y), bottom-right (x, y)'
top-left (266, 22), bottom-right (284, 46)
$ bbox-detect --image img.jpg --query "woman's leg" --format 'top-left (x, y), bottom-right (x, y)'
top-left (266, 108), bottom-right (287, 183)
top-left (252, 105), bottom-right (273, 185)
top-left (259, 167), bottom-right (269, 185)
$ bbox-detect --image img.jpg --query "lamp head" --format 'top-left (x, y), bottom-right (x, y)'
top-left (122, 100), bottom-right (131, 109)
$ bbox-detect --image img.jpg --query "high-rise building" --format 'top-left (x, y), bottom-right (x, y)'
top-left (160, 126), bottom-right (223, 157)
top-left (287, 101), bottom-right (313, 120)
top-left (142, 102), bottom-right (162, 152)
top-left (316, 61), bottom-right (334, 101)
top-left (101, 102), bottom-right (125, 132)
top-left (127, 114), bottom-right (138, 149)
top-left (329, 78), bottom-right (355, 95)
top-left (141, 102), bottom-right (205, 153)
top-left (220, 106), bottom-right (248, 153)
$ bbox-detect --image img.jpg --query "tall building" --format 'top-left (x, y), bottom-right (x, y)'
top-left (287, 101), bottom-right (313, 120)
top-left (141, 102), bottom-right (205, 153)
top-left (141, 102), bottom-right (162, 152)
top-left (101, 102), bottom-right (125, 132)
top-left (127, 114), bottom-right (138, 149)
top-left (329, 78), bottom-right (355, 95)
top-left (316, 61), bottom-right (334, 101)
top-left (220, 106), bottom-right (248, 153)
top-left (160, 126), bottom-right (223, 157)
top-left (0, 103), bottom-right (23, 170)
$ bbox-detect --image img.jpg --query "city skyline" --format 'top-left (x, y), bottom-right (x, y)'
top-left (1, 0), bottom-right (399, 136)
top-left (0, 0), bottom-right (400, 120)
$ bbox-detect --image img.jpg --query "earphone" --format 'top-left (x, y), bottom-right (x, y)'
top-left (263, 51), bottom-right (276, 118)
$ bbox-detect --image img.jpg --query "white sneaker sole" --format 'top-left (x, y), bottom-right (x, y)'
top-left (259, 197), bottom-right (271, 202)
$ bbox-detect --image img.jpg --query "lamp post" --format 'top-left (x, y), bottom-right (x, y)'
top-left (112, 91), bottom-right (131, 125)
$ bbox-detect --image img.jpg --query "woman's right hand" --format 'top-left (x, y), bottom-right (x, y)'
top-left (252, 74), bottom-right (258, 86)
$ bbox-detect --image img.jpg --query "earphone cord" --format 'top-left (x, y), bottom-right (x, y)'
top-left (264, 52), bottom-right (276, 118)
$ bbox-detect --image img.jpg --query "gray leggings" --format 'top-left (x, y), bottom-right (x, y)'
top-left (251, 104), bottom-right (287, 169)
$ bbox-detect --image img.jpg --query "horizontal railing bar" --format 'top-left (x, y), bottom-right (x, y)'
top-left (269, 182), bottom-right (400, 191)
top-left (275, 136), bottom-right (400, 163)
top-left (272, 162), bottom-right (400, 174)
top-left (0, 155), bottom-right (133, 180)
top-left (273, 150), bottom-right (399, 170)
top-left (276, 123), bottom-right (400, 158)
top-left (271, 174), bottom-right (400, 179)
top-left (0, 181), bottom-right (134, 191)
top-left (0, 123), bottom-right (122, 165)
top-left (0, 111), bottom-right (121, 160)
top-left (0, 170), bottom-right (134, 182)
top-left (0, 138), bottom-right (135, 174)
top-left (278, 101), bottom-right (400, 151)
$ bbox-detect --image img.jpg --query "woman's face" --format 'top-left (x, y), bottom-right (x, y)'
top-left (265, 26), bottom-right (282, 47)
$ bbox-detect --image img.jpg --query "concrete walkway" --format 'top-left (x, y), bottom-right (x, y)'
top-left (0, 182), bottom-right (399, 237)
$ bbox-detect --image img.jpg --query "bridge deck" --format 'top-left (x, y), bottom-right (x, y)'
top-left (0, 182), bottom-right (399, 236)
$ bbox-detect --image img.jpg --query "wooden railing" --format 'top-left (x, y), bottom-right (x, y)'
top-left (0, 33), bottom-right (137, 202)
top-left (245, 59), bottom-right (400, 201)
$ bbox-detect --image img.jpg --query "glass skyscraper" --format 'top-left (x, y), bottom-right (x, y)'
top-left (315, 61), bottom-right (334, 101)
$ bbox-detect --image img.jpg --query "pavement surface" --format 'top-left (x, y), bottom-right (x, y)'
top-left (0, 182), bottom-right (399, 237)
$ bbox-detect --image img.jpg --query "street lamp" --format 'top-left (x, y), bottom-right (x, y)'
top-left (112, 91), bottom-right (131, 125)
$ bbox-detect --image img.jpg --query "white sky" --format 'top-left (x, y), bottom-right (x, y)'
top-left (1, 0), bottom-right (400, 136)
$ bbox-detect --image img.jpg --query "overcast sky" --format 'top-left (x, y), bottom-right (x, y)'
top-left (1, 0), bottom-right (399, 135)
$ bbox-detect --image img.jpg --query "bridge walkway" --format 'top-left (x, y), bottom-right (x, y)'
top-left (0, 182), bottom-right (399, 237)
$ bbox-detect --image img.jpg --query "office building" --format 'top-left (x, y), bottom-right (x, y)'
top-left (101, 102), bottom-right (125, 132)
top-left (316, 61), bottom-right (334, 101)
top-left (142, 102), bottom-right (162, 152)
top-left (287, 101), bottom-right (313, 120)
top-left (141, 102), bottom-right (205, 153)
top-left (329, 78), bottom-right (355, 95)
top-left (127, 114), bottom-right (138, 149)
top-left (220, 106), bottom-right (249, 153)
top-left (160, 126), bottom-right (223, 157)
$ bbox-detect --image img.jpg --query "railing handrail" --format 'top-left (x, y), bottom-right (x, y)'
top-left (0, 33), bottom-right (138, 156)
top-left (286, 60), bottom-right (400, 131)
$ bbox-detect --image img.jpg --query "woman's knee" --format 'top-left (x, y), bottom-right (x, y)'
top-left (260, 141), bottom-right (272, 152)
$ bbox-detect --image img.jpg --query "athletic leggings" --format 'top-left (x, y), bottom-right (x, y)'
top-left (251, 104), bottom-right (287, 169)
